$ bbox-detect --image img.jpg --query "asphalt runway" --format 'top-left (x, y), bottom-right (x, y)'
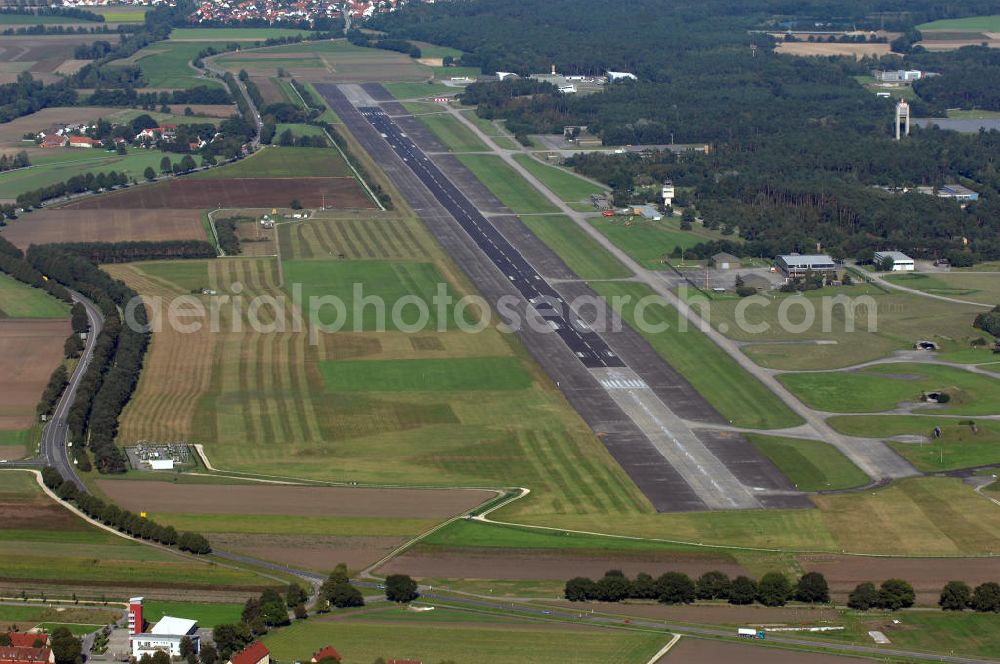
top-left (316, 83), bottom-right (807, 511)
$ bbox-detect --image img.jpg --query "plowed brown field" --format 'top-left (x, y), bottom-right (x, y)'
top-left (1, 209), bottom-right (206, 249)
top-left (67, 177), bottom-right (370, 209)
top-left (0, 319), bottom-right (70, 430)
top-left (96, 480), bottom-right (494, 518)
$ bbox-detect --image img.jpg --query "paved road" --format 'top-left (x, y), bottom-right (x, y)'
top-left (443, 104), bottom-right (919, 484)
top-left (41, 291), bottom-right (103, 490)
top-left (202, 57), bottom-right (263, 149)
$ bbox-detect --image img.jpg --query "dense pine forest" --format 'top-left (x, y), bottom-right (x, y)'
top-left (371, 0), bottom-right (1000, 261)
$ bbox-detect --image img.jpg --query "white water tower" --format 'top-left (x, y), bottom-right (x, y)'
top-left (895, 100), bottom-right (910, 140)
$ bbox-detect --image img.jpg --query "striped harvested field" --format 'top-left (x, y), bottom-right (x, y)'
top-left (279, 215), bottom-right (431, 260)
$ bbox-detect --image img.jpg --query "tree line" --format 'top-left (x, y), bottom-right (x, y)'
top-left (0, 6), bottom-right (105, 22)
top-left (15, 169), bottom-right (134, 210)
top-left (565, 569), bottom-right (829, 607)
top-left (1, 23), bottom-right (114, 36)
top-left (0, 235), bottom-right (72, 304)
top-left (346, 28), bottom-right (421, 59)
top-left (41, 466), bottom-right (211, 554)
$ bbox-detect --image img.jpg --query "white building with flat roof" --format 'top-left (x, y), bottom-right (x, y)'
top-left (132, 616), bottom-right (200, 658)
top-left (775, 254), bottom-right (837, 276)
top-left (874, 251), bottom-right (914, 271)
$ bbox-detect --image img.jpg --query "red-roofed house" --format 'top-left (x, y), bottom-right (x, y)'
top-left (310, 646), bottom-right (342, 663)
top-left (67, 136), bottom-right (99, 148)
top-left (6, 636), bottom-right (47, 649)
top-left (40, 135), bottom-right (67, 149)
top-left (0, 644), bottom-right (53, 664)
top-left (227, 641), bottom-right (269, 664)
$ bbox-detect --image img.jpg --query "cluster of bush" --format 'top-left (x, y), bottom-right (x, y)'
top-left (276, 129), bottom-right (326, 148)
top-left (565, 569), bottom-right (830, 607)
top-left (937, 580), bottom-right (1000, 612)
top-left (0, 151), bottom-right (29, 173)
top-left (974, 305), bottom-right (1000, 339)
top-left (42, 466), bottom-right (211, 553)
top-left (214, 217), bottom-right (244, 256)
top-left (0, 237), bottom-right (71, 301)
top-left (15, 170), bottom-right (133, 209)
top-left (36, 302), bottom-right (90, 419)
top-left (346, 29), bottom-right (421, 58)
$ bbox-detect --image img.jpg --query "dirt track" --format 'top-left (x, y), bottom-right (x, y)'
top-left (380, 548), bottom-right (747, 580)
top-left (1, 209), bottom-right (207, 249)
top-left (0, 320), bottom-right (70, 430)
top-left (208, 533), bottom-right (405, 573)
top-left (96, 480), bottom-right (494, 518)
top-left (67, 177), bottom-right (371, 210)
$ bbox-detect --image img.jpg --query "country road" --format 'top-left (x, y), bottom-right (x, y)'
top-left (41, 291), bottom-right (103, 490)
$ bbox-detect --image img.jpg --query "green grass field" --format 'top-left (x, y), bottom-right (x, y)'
top-left (0, 604), bottom-right (118, 626)
top-left (283, 259), bottom-right (472, 330)
top-left (588, 217), bottom-right (724, 269)
top-left (745, 434), bottom-right (869, 491)
top-left (414, 43), bottom-right (464, 60)
top-left (169, 28), bottom-right (311, 41)
top-left (130, 41), bottom-right (228, 89)
top-left (778, 363), bottom-right (1000, 415)
top-left (918, 15), bottom-right (1000, 31)
top-left (591, 281), bottom-right (802, 429)
top-left (263, 615), bottom-right (666, 664)
top-left (275, 123), bottom-right (329, 144)
top-left (711, 288), bottom-right (986, 371)
top-left (142, 600), bottom-right (243, 628)
top-left (512, 154), bottom-right (605, 203)
top-left (457, 155), bottom-right (559, 214)
top-left (519, 215), bottom-right (630, 279)
top-left (0, 471), bottom-right (271, 590)
top-left (192, 146), bottom-right (349, 178)
top-left (385, 81), bottom-right (456, 100)
top-left (0, 273), bottom-right (69, 318)
top-left (416, 113), bottom-right (489, 152)
top-left (92, 6), bottom-right (146, 22)
top-left (0, 12), bottom-right (96, 24)
top-left (320, 357), bottom-right (533, 392)
top-left (885, 271), bottom-right (1000, 305)
top-left (0, 149), bottom-right (171, 199)
top-left (828, 415), bottom-right (1000, 472)
top-left (947, 109), bottom-right (1000, 120)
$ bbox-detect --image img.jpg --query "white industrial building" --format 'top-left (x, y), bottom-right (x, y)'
top-left (606, 71), bottom-right (638, 82)
top-left (129, 598), bottom-right (200, 659)
top-left (874, 251), bottom-right (915, 271)
top-left (775, 254), bottom-right (837, 277)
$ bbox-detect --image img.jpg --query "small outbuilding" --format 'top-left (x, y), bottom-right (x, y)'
top-left (711, 252), bottom-right (741, 270)
top-left (311, 646), bottom-right (342, 663)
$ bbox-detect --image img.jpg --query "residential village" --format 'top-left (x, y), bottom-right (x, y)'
top-left (58, 0), bottom-right (422, 25)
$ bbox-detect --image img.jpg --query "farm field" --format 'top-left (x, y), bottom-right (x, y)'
top-left (778, 363), bottom-right (1000, 415)
top-left (2, 209), bottom-right (207, 250)
top-left (884, 271), bottom-right (1000, 305)
top-left (0, 273), bottom-right (69, 318)
top-left (457, 154), bottom-right (560, 214)
top-left (512, 154), bottom-right (605, 203)
top-left (95, 479), bottom-right (491, 572)
top-left (414, 113), bottom-right (489, 152)
top-left (711, 289), bottom-right (985, 370)
top-left (591, 281), bottom-right (803, 429)
top-left (0, 149), bottom-right (168, 200)
top-left (744, 434), bottom-right (869, 491)
top-left (0, 320), bottom-right (69, 431)
top-left (319, 357), bottom-right (532, 392)
top-left (213, 39), bottom-right (429, 83)
top-left (0, 35), bottom-right (106, 81)
top-left (263, 614), bottom-right (667, 664)
top-left (828, 415), bottom-right (1000, 472)
top-left (91, 6), bottom-right (147, 22)
top-left (112, 231), bottom-right (645, 523)
top-left (0, 427), bottom-right (32, 460)
top-left (775, 41), bottom-right (892, 58)
top-left (918, 15), bottom-right (1000, 31)
top-left (0, 12), bottom-right (97, 24)
top-left (661, 638), bottom-right (870, 664)
top-left (66, 176), bottom-right (368, 210)
top-left (192, 147), bottom-right (350, 178)
top-left (587, 216), bottom-right (724, 269)
top-left (127, 41), bottom-right (230, 89)
top-left (0, 471), bottom-right (270, 592)
top-left (518, 215), bottom-right (631, 279)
